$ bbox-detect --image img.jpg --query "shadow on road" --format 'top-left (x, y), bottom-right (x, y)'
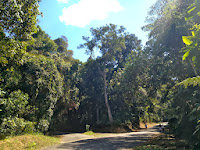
top-left (56, 133), bottom-right (156, 150)
top-left (43, 124), bottom-right (167, 150)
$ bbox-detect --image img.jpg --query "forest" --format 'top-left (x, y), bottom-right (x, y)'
top-left (1, 0), bottom-right (200, 149)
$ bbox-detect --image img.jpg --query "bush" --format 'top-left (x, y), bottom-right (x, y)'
top-left (0, 117), bottom-right (36, 137)
top-left (1, 90), bottom-right (30, 118)
top-left (37, 119), bottom-right (50, 132)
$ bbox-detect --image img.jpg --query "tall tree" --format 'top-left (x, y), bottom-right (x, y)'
top-left (79, 24), bottom-right (127, 123)
top-left (143, 0), bottom-right (195, 82)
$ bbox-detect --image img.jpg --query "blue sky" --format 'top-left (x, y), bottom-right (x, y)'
top-left (38, 0), bottom-right (157, 62)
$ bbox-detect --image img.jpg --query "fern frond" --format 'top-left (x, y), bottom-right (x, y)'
top-left (176, 76), bottom-right (200, 88)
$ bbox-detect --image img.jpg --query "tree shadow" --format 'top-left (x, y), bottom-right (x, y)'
top-left (56, 133), bottom-right (156, 150)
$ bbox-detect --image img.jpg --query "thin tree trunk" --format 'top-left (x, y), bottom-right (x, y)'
top-left (96, 106), bottom-right (100, 124)
top-left (103, 65), bottom-right (113, 123)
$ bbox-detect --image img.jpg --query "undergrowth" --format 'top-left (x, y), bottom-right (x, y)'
top-left (133, 134), bottom-right (191, 150)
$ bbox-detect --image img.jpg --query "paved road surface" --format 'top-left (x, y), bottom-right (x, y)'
top-left (43, 123), bottom-right (167, 150)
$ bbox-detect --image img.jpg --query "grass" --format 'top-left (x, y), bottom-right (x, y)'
top-left (83, 131), bottom-right (112, 138)
top-left (83, 131), bottom-right (96, 135)
top-left (0, 133), bottom-right (60, 150)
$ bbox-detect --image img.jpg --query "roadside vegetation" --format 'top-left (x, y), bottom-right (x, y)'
top-left (133, 133), bottom-right (191, 150)
top-left (1, 0), bottom-right (200, 149)
top-left (83, 131), bottom-right (113, 138)
top-left (0, 134), bottom-right (60, 150)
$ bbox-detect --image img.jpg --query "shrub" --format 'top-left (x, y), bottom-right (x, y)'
top-left (0, 117), bottom-right (36, 137)
top-left (37, 119), bottom-right (50, 132)
top-left (1, 90), bottom-right (30, 118)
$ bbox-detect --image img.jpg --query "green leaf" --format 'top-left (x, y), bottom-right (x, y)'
top-left (185, 16), bottom-right (193, 21)
top-left (187, 6), bottom-right (196, 14)
top-left (192, 56), bottom-right (196, 62)
top-left (192, 31), bottom-right (195, 36)
top-left (182, 36), bottom-right (193, 45)
top-left (183, 50), bottom-right (190, 61)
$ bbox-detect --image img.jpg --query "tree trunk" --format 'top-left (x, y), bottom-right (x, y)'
top-left (103, 65), bottom-right (113, 123)
top-left (96, 106), bottom-right (100, 124)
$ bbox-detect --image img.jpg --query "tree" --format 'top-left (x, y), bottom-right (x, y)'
top-left (1, 90), bottom-right (30, 118)
top-left (0, 0), bottom-right (41, 66)
top-left (0, 0), bottom-right (40, 39)
top-left (143, 0), bottom-right (195, 82)
top-left (181, 0), bottom-right (200, 74)
top-left (20, 54), bottom-right (63, 131)
top-left (27, 26), bottom-right (58, 54)
top-left (79, 59), bottom-right (104, 125)
top-left (79, 24), bottom-right (128, 123)
top-left (169, 1), bottom-right (200, 148)
top-left (54, 36), bottom-right (69, 53)
top-left (143, 0), bottom-right (200, 148)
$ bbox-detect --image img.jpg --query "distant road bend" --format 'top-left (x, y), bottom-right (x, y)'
top-left (43, 123), bottom-right (167, 150)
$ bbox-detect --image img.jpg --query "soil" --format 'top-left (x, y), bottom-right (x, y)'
top-left (43, 123), bottom-right (167, 150)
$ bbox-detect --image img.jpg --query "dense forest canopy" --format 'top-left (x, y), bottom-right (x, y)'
top-left (1, 0), bottom-right (200, 149)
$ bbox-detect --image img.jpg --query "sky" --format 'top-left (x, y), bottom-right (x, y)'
top-left (38, 0), bottom-right (157, 62)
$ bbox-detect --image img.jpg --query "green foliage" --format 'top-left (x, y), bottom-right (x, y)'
top-left (2, 0), bottom-right (200, 144)
top-left (28, 26), bottom-right (58, 54)
top-left (0, 0), bottom-right (82, 136)
top-left (0, 117), bottom-right (35, 136)
top-left (142, 1), bottom-right (200, 149)
top-left (171, 75), bottom-right (200, 148)
top-left (79, 24), bottom-right (142, 124)
top-left (54, 36), bottom-right (69, 53)
top-left (182, 36), bottom-right (193, 46)
top-left (0, 35), bottom-right (26, 66)
top-left (181, 24), bottom-right (200, 62)
top-left (176, 76), bottom-right (200, 88)
top-left (79, 24), bottom-right (128, 64)
top-left (0, 0), bottom-right (41, 39)
top-left (173, 1), bottom-right (200, 147)
top-left (22, 54), bottom-right (63, 124)
top-left (167, 85), bottom-right (200, 148)
top-left (2, 90), bottom-right (30, 118)
top-left (37, 119), bottom-right (50, 132)
top-left (0, 0), bottom-right (41, 67)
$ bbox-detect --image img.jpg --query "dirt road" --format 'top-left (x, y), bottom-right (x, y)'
top-left (43, 124), bottom-right (165, 150)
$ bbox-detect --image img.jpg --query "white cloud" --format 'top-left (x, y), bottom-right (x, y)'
top-left (57, 0), bottom-right (68, 4)
top-left (59, 0), bottom-right (123, 27)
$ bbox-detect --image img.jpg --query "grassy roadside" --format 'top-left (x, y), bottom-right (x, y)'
top-left (83, 131), bottom-right (113, 138)
top-left (0, 133), bottom-right (60, 150)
